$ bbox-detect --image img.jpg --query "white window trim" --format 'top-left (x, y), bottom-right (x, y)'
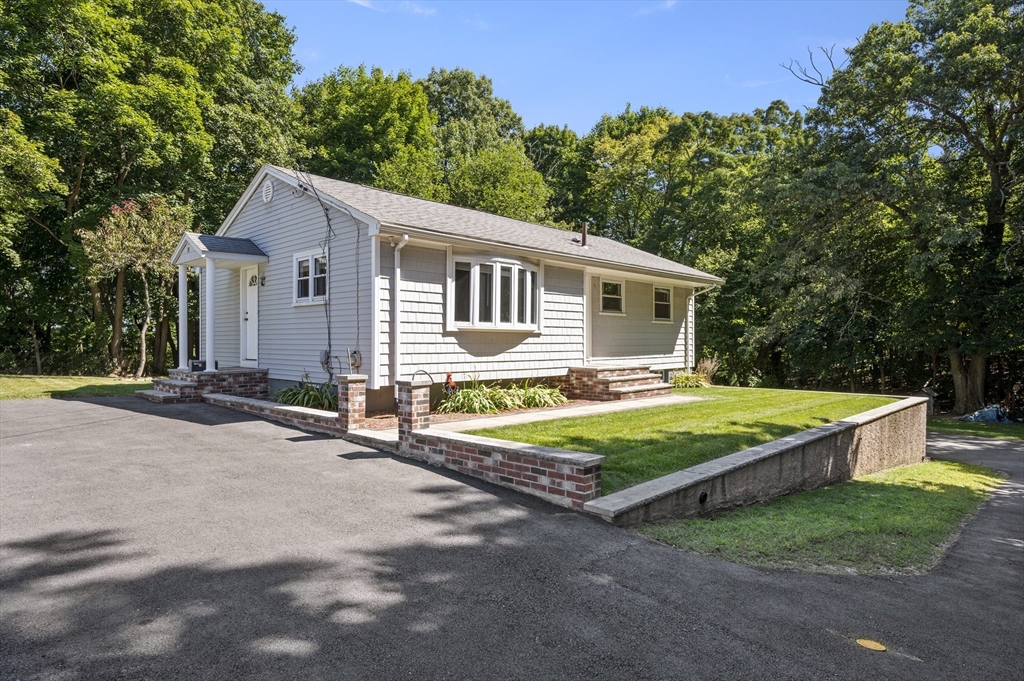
top-left (446, 251), bottom-right (540, 332)
top-left (599, 278), bottom-right (626, 315)
top-left (293, 249), bottom-right (329, 306)
top-left (653, 285), bottom-right (673, 323)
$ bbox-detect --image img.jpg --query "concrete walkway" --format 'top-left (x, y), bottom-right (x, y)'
top-left (0, 398), bottom-right (1021, 680)
top-left (431, 393), bottom-right (701, 432)
top-left (346, 393), bottom-right (702, 447)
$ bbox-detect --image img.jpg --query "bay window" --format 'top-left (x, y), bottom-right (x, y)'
top-left (448, 254), bottom-right (541, 330)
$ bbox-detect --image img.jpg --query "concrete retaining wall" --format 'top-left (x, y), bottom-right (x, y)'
top-left (583, 396), bottom-right (928, 526)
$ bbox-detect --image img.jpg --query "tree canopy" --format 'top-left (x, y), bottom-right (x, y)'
top-left (1, 0), bottom-right (1019, 416)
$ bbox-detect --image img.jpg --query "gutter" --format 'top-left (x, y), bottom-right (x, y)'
top-left (392, 234), bottom-right (409, 384)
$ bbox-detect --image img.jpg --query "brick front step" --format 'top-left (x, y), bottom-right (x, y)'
top-left (566, 365), bottom-right (662, 401)
top-left (138, 368), bottom-right (270, 403)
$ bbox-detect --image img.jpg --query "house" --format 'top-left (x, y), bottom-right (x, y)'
top-left (161, 165), bottom-right (723, 410)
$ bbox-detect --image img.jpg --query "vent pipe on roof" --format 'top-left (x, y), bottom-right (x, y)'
top-left (581, 221), bottom-right (588, 247)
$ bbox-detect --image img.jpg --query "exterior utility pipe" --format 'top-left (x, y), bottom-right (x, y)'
top-left (392, 234), bottom-right (409, 384)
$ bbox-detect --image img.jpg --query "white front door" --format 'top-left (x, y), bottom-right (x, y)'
top-left (242, 266), bottom-right (259, 361)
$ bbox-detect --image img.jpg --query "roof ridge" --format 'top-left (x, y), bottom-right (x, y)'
top-left (269, 164), bottom-right (579, 236)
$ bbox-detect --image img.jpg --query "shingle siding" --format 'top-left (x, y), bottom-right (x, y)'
top-left (380, 245), bottom-right (585, 383)
top-left (590, 277), bottom-right (693, 371)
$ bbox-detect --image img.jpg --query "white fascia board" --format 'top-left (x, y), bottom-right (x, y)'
top-left (171, 232), bottom-right (201, 265)
top-left (376, 222), bottom-right (723, 287)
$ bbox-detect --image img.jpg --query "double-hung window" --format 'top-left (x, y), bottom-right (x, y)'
top-left (600, 280), bottom-right (624, 314)
top-left (653, 286), bottom-right (672, 321)
top-left (448, 255), bottom-right (540, 330)
top-left (294, 250), bottom-right (328, 304)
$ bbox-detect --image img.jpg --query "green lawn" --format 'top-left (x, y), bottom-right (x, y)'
top-left (927, 417), bottom-right (1024, 441)
top-left (0, 375), bottom-right (153, 400)
top-left (639, 460), bottom-right (1004, 575)
top-left (472, 387), bottom-right (895, 494)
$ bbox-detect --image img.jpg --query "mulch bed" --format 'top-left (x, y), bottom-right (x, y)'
top-left (357, 399), bottom-right (601, 431)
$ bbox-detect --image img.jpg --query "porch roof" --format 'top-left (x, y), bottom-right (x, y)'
top-left (172, 232), bottom-right (268, 268)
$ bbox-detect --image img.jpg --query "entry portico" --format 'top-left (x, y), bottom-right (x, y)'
top-left (170, 233), bottom-right (268, 372)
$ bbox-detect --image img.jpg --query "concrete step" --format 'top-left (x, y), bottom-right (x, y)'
top-left (608, 383), bottom-right (674, 400)
top-left (155, 379), bottom-right (198, 389)
top-left (597, 373), bottom-right (664, 388)
top-left (136, 389), bottom-right (184, 404)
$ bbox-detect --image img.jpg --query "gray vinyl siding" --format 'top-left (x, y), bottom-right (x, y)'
top-left (381, 245), bottom-right (585, 383)
top-left (210, 183), bottom-right (374, 385)
top-left (590, 277), bottom-right (693, 370)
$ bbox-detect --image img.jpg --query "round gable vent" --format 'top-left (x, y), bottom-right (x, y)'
top-left (262, 180), bottom-right (274, 204)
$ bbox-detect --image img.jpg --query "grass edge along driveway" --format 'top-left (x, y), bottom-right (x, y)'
top-left (0, 374), bottom-right (153, 400)
top-left (638, 460), bottom-right (1005, 575)
top-left (472, 387), bottom-right (896, 495)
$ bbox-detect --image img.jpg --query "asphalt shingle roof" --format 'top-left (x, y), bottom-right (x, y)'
top-left (271, 166), bottom-right (722, 284)
top-left (191, 234), bottom-right (267, 257)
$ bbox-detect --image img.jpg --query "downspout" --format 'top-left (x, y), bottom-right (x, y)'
top-left (392, 234), bottom-right (409, 384)
top-left (688, 283), bottom-right (719, 371)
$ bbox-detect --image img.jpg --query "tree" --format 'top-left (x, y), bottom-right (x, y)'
top-left (1, 0), bottom-right (299, 373)
top-left (80, 197), bottom-right (190, 377)
top-left (448, 142), bottom-right (552, 222)
top-left (421, 67), bottom-right (523, 163)
top-left (0, 106), bottom-right (64, 269)
top-left (794, 0), bottom-right (1023, 412)
top-left (524, 123), bottom-right (587, 226)
top-left (297, 65), bottom-right (436, 187)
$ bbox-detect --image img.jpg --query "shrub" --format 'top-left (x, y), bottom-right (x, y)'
top-left (437, 379), bottom-right (568, 414)
top-left (276, 375), bottom-right (337, 410)
top-left (695, 355), bottom-right (721, 385)
top-left (671, 372), bottom-right (709, 388)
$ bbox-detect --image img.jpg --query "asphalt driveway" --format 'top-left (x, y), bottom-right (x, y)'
top-left (1, 396), bottom-right (1021, 680)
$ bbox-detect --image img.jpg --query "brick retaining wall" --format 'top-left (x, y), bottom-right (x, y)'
top-left (202, 393), bottom-right (347, 436)
top-left (395, 380), bottom-right (605, 509)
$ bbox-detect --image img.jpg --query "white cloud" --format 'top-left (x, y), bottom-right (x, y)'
top-left (636, 0), bottom-right (677, 16)
top-left (464, 15), bottom-right (490, 30)
top-left (400, 1), bottom-right (436, 15)
top-left (346, 0), bottom-right (436, 15)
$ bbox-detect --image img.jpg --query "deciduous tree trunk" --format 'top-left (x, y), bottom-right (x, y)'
top-left (110, 269), bottom-right (125, 372)
top-left (152, 316), bottom-right (169, 376)
top-left (28, 322), bottom-right (41, 374)
top-left (135, 273), bottom-right (151, 379)
top-left (949, 349), bottom-right (987, 415)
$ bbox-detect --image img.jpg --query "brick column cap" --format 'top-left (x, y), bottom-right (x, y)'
top-left (337, 374), bottom-right (368, 384)
top-left (396, 378), bottom-right (432, 388)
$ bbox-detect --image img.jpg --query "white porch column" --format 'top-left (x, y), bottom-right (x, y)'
top-left (205, 257), bottom-right (216, 372)
top-left (177, 264), bottom-right (189, 370)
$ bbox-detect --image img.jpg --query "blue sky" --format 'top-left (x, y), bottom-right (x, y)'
top-left (264, 0), bottom-right (909, 134)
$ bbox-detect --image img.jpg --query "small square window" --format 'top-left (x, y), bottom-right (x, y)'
top-left (654, 287), bottom-right (672, 321)
top-left (295, 251), bottom-right (327, 303)
top-left (601, 281), bottom-right (623, 313)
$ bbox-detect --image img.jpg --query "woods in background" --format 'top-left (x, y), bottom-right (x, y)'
top-left (1, 0), bottom-right (1020, 415)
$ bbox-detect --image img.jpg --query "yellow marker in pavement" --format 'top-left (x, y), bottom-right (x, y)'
top-left (856, 639), bottom-right (887, 652)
